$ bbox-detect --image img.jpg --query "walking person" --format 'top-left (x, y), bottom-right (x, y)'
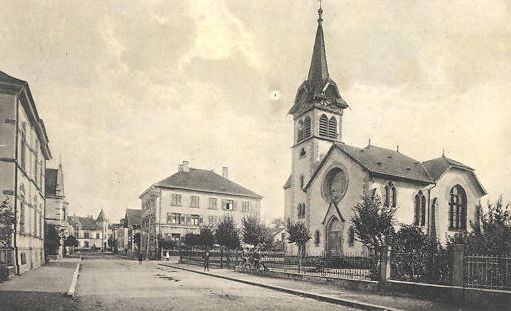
top-left (203, 249), bottom-right (210, 272)
top-left (138, 253), bottom-right (144, 265)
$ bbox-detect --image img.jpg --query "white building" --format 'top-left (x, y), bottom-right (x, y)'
top-left (284, 8), bottom-right (486, 256)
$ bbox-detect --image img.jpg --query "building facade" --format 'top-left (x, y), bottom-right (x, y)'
top-left (45, 161), bottom-right (71, 257)
top-left (0, 71), bottom-right (51, 274)
top-left (284, 9), bottom-right (486, 256)
top-left (122, 208), bottom-right (141, 255)
top-left (139, 161), bottom-right (262, 259)
top-left (68, 209), bottom-right (109, 250)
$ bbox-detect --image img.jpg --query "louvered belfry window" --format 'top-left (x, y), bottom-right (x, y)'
top-left (297, 120), bottom-right (304, 142)
top-left (303, 116), bottom-right (311, 138)
top-left (319, 114), bottom-right (328, 137)
top-left (328, 117), bottom-right (337, 138)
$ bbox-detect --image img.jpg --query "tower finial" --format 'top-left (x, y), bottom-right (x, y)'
top-left (318, 0), bottom-right (324, 24)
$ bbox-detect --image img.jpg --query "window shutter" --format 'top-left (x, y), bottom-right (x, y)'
top-left (328, 117), bottom-right (337, 138)
top-left (319, 115), bottom-right (328, 137)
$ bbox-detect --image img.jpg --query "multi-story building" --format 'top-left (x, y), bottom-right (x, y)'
top-left (0, 71), bottom-right (51, 274)
top-left (139, 161), bottom-right (262, 259)
top-left (283, 8), bottom-right (486, 256)
top-left (68, 209), bottom-right (109, 250)
top-left (45, 160), bottom-right (71, 257)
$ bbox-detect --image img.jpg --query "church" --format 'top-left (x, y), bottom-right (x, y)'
top-left (283, 7), bottom-right (487, 257)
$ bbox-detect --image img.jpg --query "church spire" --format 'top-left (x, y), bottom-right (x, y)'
top-left (307, 4), bottom-right (329, 82)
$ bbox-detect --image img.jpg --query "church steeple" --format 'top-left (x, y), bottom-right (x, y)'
top-left (308, 6), bottom-right (329, 82)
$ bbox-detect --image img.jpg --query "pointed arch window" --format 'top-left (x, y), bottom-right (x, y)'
top-left (319, 114), bottom-right (328, 137)
top-left (449, 185), bottom-right (467, 230)
top-left (414, 191), bottom-right (426, 226)
top-left (297, 120), bottom-right (304, 142)
top-left (328, 117), bottom-right (337, 139)
top-left (303, 116), bottom-right (311, 139)
top-left (383, 182), bottom-right (397, 208)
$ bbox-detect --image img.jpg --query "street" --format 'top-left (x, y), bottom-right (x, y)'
top-left (0, 255), bottom-right (359, 311)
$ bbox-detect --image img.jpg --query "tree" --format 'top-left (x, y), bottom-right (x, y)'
top-left (108, 236), bottom-right (119, 253)
top-left (199, 228), bottom-right (215, 250)
top-left (286, 221), bottom-right (311, 272)
top-left (44, 224), bottom-right (60, 256)
top-left (158, 238), bottom-right (176, 250)
top-left (215, 217), bottom-right (240, 250)
top-left (350, 186), bottom-right (396, 261)
top-left (184, 233), bottom-right (201, 248)
top-left (133, 232), bottom-right (141, 250)
top-left (64, 235), bottom-right (79, 248)
top-left (242, 216), bottom-right (273, 249)
top-left (0, 198), bottom-right (15, 248)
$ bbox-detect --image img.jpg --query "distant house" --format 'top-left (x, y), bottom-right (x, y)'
top-left (68, 209), bottom-right (109, 250)
top-left (139, 161), bottom-right (262, 259)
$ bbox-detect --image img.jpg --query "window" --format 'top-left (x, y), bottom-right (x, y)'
top-left (33, 208), bottom-right (37, 236)
top-left (314, 230), bottom-right (320, 246)
top-left (191, 215), bottom-right (200, 226)
top-left (414, 191), bottom-right (426, 226)
top-left (208, 215), bottom-right (214, 225)
top-left (300, 175), bottom-right (304, 190)
top-left (209, 198), bottom-right (217, 209)
top-left (20, 123), bottom-right (26, 170)
top-left (96, 233), bottom-right (100, 239)
top-left (34, 144), bottom-right (39, 185)
top-left (449, 185), bottom-right (467, 230)
top-left (20, 252), bottom-right (26, 265)
top-left (348, 227), bottom-right (355, 247)
top-left (328, 117), bottom-right (337, 139)
top-left (84, 232), bottom-right (90, 239)
top-left (223, 199), bottom-right (235, 211)
top-left (303, 116), bottom-right (311, 138)
top-left (319, 114), bottom-right (328, 137)
top-left (299, 148), bottom-right (306, 157)
top-left (383, 182), bottom-right (396, 207)
top-left (190, 196), bottom-right (200, 208)
top-left (168, 213), bottom-right (181, 225)
top-left (297, 120), bottom-right (304, 142)
top-left (19, 201), bottom-right (25, 234)
top-left (84, 241), bottom-right (89, 248)
top-left (171, 233), bottom-right (181, 241)
top-left (171, 194), bottom-right (182, 206)
top-left (242, 201), bottom-right (250, 213)
top-left (297, 203), bottom-right (306, 218)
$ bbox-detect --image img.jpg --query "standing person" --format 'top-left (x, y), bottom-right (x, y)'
top-left (138, 253), bottom-right (143, 265)
top-left (253, 248), bottom-right (261, 271)
top-left (203, 249), bottom-right (210, 272)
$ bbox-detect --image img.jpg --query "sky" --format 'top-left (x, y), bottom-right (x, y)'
top-left (1, 0), bottom-right (510, 223)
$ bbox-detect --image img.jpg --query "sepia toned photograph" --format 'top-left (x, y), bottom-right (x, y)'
top-left (0, 1), bottom-right (510, 310)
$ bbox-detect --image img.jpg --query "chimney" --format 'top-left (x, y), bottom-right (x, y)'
top-left (178, 164), bottom-right (183, 172)
top-left (183, 161), bottom-right (190, 173)
top-left (222, 167), bottom-right (228, 179)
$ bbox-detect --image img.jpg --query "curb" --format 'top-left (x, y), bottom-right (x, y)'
top-left (159, 263), bottom-right (403, 311)
top-left (66, 256), bottom-right (82, 297)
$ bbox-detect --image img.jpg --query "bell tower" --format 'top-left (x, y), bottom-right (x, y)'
top-left (288, 5), bottom-right (349, 203)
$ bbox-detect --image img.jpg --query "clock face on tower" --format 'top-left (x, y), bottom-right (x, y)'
top-left (323, 168), bottom-right (348, 203)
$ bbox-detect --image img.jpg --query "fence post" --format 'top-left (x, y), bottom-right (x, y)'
top-left (452, 244), bottom-right (465, 286)
top-left (380, 245), bottom-right (391, 283)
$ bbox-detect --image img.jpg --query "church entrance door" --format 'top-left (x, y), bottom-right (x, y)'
top-left (326, 217), bottom-right (344, 256)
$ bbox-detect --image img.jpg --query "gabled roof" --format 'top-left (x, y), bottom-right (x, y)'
top-left (68, 216), bottom-right (98, 230)
top-left (422, 156), bottom-right (487, 195)
top-left (150, 168), bottom-right (262, 199)
top-left (304, 143), bottom-right (434, 191)
top-left (96, 209), bottom-right (105, 222)
top-left (45, 168), bottom-right (58, 196)
top-left (124, 209), bottom-right (142, 227)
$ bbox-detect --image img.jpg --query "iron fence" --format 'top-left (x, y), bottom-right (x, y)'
top-left (390, 251), bottom-right (451, 285)
top-left (464, 255), bottom-right (511, 290)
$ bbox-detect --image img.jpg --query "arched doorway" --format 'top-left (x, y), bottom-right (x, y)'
top-left (326, 217), bottom-right (344, 256)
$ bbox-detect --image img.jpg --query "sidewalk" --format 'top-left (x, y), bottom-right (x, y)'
top-left (0, 258), bottom-right (80, 310)
top-left (160, 262), bottom-right (477, 311)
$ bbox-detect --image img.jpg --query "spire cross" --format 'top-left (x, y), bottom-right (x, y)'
top-left (318, 0), bottom-right (323, 23)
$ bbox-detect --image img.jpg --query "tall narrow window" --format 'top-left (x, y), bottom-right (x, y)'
top-left (300, 175), bottom-right (304, 190)
top-left (414, 191), bottom-right (426, 226)
top-left (20, 124), bottom-right (27, 170)
top-left (314, 230), bottom-right (320, 246)
top-left (348, 227), bottom-right (355, 247)
top-left (297, 120), bottom-right (304, 142)
top-left (319, 114), bottom-right (328, 137)
top-left (328, 117), bottom-right (337, 139)
top-left (449, 185), bottom-right (467, 230)
top-left (19, 200), bottom-right (25, 234)
top-left (384, 182), bottom-right (397, 208)
top-left (303, 116), bottom-right (311, 138)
